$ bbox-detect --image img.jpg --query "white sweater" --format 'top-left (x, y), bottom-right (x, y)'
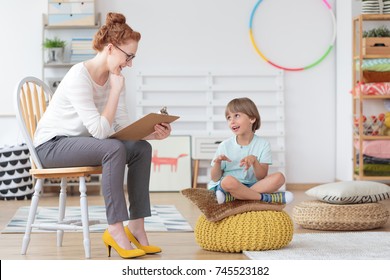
top-left (34, 62), bottom-right (130, 147)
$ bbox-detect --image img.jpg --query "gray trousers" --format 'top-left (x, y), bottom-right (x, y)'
top-left (36, 136), bottom-right (152, 224)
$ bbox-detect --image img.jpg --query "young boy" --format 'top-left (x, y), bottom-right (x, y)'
top-left (208, 97), bottom-right (293, 204)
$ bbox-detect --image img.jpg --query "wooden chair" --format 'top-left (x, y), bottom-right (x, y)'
top-left (14, 76), bottom-right (102, 258)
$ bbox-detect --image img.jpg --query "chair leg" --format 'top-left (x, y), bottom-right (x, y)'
top-left (21, 178), bottom-right (43, 255)
top-left (57, 178), bottom-right (67, 247)
top-left (192, 159), bottom-right (199, 188)
top-left (79, 176), bottom-right (91, 259)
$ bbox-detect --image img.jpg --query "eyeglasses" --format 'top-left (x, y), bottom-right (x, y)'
top-left (114, 44), bottom-right (135, 62)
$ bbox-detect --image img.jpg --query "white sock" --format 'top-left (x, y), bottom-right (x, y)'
top-left (285, 191), bottom-right (294, 204)
top-left (215, 190), bottom-right (226, 204)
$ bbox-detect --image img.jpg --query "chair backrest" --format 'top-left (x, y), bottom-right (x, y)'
top-left (14, 77), bottom-right (53, 170)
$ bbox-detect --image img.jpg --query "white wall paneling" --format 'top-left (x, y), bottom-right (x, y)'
top-left (136, 71), bottom-right (286, 186)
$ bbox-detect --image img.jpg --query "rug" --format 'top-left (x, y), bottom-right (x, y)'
top-left (2, 205), bottom-right (193, 233)
top-left (244, 232), bottom-right (390, 260)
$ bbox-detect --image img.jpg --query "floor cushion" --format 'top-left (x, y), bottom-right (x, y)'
top-left (293, 200), bottom-right (389, 231)
top-left (305, 181), bottom-right (390, 204)
top-left (0, 144), bottom-right (33, 200)
top-left (195, 211), bottom-right (294, 253)
top-left (181, 188), bottom-right (285, 222)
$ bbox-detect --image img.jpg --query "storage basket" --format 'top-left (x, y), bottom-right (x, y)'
top-left (353, 114), bottom-right (385, 136)
top-left (293, 200), bottom-right (389, 231)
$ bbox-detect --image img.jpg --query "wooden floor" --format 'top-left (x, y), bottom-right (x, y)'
top-left (0, 187), bottom-right (389, 260)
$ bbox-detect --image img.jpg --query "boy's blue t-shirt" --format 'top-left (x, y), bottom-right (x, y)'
top-left (208, 134), bottom-right (272, 189)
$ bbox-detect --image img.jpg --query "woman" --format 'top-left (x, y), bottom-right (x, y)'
top-left (34, 12), bottom-right (169, 259)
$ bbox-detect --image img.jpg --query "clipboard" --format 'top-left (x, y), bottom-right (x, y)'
top-left (109, 113), bottom-right (180, 141)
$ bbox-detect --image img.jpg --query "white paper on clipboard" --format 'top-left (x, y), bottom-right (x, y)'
top-left (109, 113), bottom-right (179, 141)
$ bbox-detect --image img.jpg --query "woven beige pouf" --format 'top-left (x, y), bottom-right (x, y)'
top-left (195, 211), bottom-right (294, 253)
top-left (293, 200), bottom-right (390, 231)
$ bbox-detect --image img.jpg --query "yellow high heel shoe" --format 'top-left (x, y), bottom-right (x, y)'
top-left (102, 229), bottom-right (146, 259)
top-left (124, 226), bottom-right (162, 254)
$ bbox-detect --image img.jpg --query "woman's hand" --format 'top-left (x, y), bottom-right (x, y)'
top-left (144, 123), bottom-right (171, 140)
top-left (109, 73), bottom-right (124, 95)
top-left (102, 73), bottom-right (125, 126)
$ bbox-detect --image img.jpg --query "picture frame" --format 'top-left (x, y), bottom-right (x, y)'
top-left (147, 135), bottom-right (192, 191)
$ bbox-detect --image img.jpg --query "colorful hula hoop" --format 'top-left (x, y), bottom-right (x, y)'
top-left (249, 0), bottom-right (336, 71)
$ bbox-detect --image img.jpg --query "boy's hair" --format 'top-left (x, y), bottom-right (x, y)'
top-left (225, 98), bottom-right (261, 132)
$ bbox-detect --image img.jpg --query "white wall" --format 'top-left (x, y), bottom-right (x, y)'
top-left (0, 0), bottom-right (47, 145)
top-left (0, 0), bottom-right (343, 184)
top-left (336, 0), bottom-right (354, 181)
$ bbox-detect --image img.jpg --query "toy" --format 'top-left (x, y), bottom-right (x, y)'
top-left (353, 113), bottom-right (385, 136)
top-left (382, 112), bottom-right (390, 136)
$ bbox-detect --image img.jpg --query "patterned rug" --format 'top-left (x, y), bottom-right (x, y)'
top-left (244, 232), bottom-right (390, 260)
top-left (2, 205), bottom-right (193, 233)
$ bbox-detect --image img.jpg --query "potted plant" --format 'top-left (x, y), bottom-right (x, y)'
top-left (43, 37), bottom-right (66, 63)
top-left (362, 25), bottom-right (390, 55)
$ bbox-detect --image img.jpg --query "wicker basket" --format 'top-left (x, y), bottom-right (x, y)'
top-left (293, 200), bottom-right (389, 231)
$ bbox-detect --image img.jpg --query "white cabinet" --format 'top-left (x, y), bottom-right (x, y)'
top-left (42, 12), bottom-right (100, 91)
top-left (48, 0), bottom-right (96, 26)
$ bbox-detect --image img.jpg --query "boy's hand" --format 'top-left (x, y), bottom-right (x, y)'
top-left (213, 154), bottom-right (231, 164)
top-left (240, 155), bottom-right (258, 170)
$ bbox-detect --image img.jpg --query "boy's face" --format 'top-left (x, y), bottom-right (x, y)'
top-left (226, 111), bottom-right (256, 135)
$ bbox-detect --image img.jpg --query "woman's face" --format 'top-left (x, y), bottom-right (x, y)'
top-left (109, 40), bottom-right (138, 75)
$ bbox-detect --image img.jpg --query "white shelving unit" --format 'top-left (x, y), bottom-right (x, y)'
top-left (136, 71), bottom-right (285, 187)
top-left (352, 14), bottom-right (390, 182)
top-left (42, 12), bottom-right (101, 91)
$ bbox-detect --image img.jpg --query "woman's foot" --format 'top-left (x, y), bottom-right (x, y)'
top-left (107, 224), bottom-right (134, 250)
top-left (127, 219), bottom-right (162, 254)
top-left (102, 229), bottom-right (145, 259)
top-left (124, 226), bottom-right (162, 254)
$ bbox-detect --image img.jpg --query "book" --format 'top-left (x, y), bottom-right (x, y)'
top-left (109, 113), bottom-right (180, 141)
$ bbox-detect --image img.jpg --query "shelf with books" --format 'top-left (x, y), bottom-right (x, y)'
top-left (352, 14), bottom-right (390, 182)
top-left (42, 13), bottom-right (100, 90)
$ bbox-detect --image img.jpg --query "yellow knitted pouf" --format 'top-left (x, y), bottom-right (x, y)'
top-left (195, 211), bottom-right (294, 253)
